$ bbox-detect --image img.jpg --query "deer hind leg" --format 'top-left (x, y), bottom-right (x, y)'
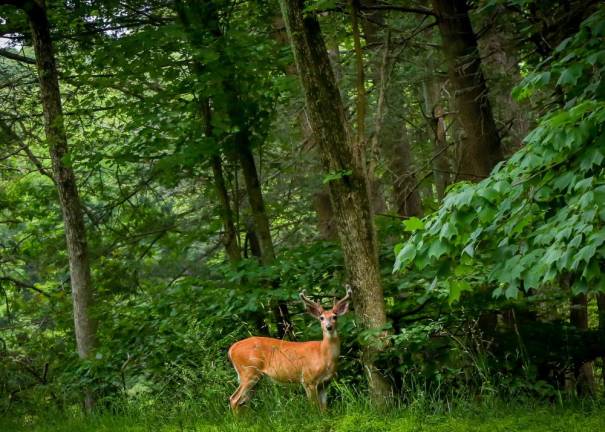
top-left (230, 367), bottom-right (261, 413)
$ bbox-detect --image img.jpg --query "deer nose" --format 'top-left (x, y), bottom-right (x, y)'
top-left (326, 325), bottom-right (333, 331)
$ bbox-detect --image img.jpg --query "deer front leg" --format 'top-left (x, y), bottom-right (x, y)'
top-left (318, 382), bottom-right (328, 411)
top-left (303, 383), bottom-right (320, 409)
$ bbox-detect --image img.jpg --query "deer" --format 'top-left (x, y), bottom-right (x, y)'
top-left (227, 286), bottom-right (352, 412)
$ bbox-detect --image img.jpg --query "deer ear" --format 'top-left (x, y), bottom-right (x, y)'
top-left (333, 285), bottom-right (352, 316)
top-left (333, 300), bottom-right (349, 316)
top-left (304, 303), bottom-right (324, 318)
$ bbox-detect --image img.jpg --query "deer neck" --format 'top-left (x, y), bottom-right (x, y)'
top-left (320, 331), bottom-right (341, 363)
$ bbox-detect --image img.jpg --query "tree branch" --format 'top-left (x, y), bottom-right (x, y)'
top-left (361, 2), bottom-right (437, 17)
top-left (0, 48), bottom-right (36, 64)
top-left (0, 119), bottom-right (55, 182)
top-left (0, 276), bottom-right (51, 298)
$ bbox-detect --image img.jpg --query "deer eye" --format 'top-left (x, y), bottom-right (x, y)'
top-left (319, 316), bottom-right (325, 321)
top-left (333, 316), bottom-right (337, 320)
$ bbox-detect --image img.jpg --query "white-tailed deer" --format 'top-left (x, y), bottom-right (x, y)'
top-left (228, 286), bottom-right (352, 412)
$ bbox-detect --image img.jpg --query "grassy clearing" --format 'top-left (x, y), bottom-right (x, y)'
top-left (4, 395), bottom-right (605, 432)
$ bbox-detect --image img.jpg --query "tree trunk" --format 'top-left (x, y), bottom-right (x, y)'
top-left (237, 142), bottom-right (274, 265)
top-left (431, 0), bottom-right (503, 181)
top-left (313, 189), bottom-right (338, 241)
top-left (597, 293), bottom-right (605, 393)
top-left (279, 0), bottom-right (393, 403)
top-left (477, 6), bottom-right (530, 152)
top-left (237, 140), bottom-right (293, 339)
top-left (25, 0), bottom-right (97, 411)
top-left (175, 1), bottom-right (292, 339)
top-left (210, 155), bottom-right (241, 263)
top-left (422, 69), bottom-right (450, 201)
top-left (390, 117), bottom-right (423, 218)
top-left (361, 9), bottom-right (422, 216)
top-left (200, 99), bottom-right (241, 263)
top-left (570, 293), bottom-right (596, 396)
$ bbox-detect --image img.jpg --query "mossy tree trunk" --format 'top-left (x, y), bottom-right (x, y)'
top-left (24, 0), bottom-right (97, 411)
top-left (279, 0), bottom-right (393, 403)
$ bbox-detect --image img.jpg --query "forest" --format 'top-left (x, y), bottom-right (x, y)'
top-left (1, 0), bottom-right (604, 431)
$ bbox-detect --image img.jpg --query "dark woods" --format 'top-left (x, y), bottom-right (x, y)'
top-left (0, 0), bottom-right (604, 416)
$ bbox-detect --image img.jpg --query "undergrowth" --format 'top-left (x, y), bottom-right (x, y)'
top-left (4, 382), bottom-right (605, 432)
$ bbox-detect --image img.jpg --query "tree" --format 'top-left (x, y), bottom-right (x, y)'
top-left (3, 0), bottom-right (97, 410)
top-left (175, 0), bottom-right (293, 338)
top-left (431, 0), bottom-right (503, 180)
top-left (279, 0), bottom-right (392, 402)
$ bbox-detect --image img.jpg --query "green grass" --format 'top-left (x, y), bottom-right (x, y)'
top-left (4, 396), bottom-right (605, 432)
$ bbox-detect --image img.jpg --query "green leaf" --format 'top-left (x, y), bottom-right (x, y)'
top-left (556, 63), bottom-right (584, 86)
top-left (449, 280), bottom-right (471, 304)
top-left (393, 243), bottom-right (416, 271)
top-left (428, 240), bottom-right (448, 259)
top-left (322, 169), bottom-right (352, 184)
top-left (403, 217), bottom-right (424, 232)
top-left (505, 283), bottom-right (519, 299)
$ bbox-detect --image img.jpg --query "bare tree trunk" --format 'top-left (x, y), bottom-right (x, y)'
top-left (431, 0), bottom-right (503, 180)
top-left (24, 0), bottom-right (96, 411)
top-left (313, 189), bottom-right (338, 241)
top-left (280, 0), bottom-right (393, 403)
top-left (237, 142), bottom-right (274, 265)
top-left (570, 293), bottom-right (596, 396)
top-left (210, 155), bottom-right (241, 263)
top-left (390, 117), bottom-right (423, 218)
top-left (243, 223), bottom-right (271, 337)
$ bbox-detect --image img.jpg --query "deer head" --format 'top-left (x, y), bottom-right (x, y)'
top-left (300, 285), bottom-right (352, 337)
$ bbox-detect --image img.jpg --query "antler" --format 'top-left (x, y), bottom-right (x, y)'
top-left (300, 290), bottom-right (323, 317)
top-left (337, 284), bottom-right (352, 302)
top-left (300, 290), bottom-right (317, 305)
top-left (332, 284), bottom-right (352, 314)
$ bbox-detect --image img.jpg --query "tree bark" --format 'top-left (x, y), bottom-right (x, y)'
top-left (313, 189), bottom-right (338, 241)
top-left (279, 0), bottom-right (393, 403)
top-left (422, 69), bottom-right (450, 201)
top-left (431, 0), bottom-right (503, 181)
top-left (237, 142), bottom-right (274, 266)
top-left (237, 139), bottom-right (293, 339)
top-left (597, 293), bottom-right (605, 393)
top-left (200, 99), bottom-right (241, 263)
top-left (24, 0), bottom-right (96, 410)
top-left (175, 0), bottom-right (292, 339)
top-left (389, 115), bottom-right (423, 218)
top-left (477, 8), bottom-right (530, 152)
top-left (570, 293), bottom-right (596, 396)
top-left (210, 155), bottom-right (241, 263)
top-left (361, 8), bottom-right (422, 216)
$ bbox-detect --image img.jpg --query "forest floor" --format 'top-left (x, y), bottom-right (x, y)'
top-left (5, 400), bottom-right (605, 432)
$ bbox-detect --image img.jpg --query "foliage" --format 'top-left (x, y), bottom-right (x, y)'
top-left (1, 0), bottom-right (604, 423)
top-left (394, 8), bottom-right (605, 301)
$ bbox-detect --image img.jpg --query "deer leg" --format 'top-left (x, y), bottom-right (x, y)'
top-left (303, 383), bottom-right (320, 409)
top-left (230, 368), bottom-right (261, 413)
top-left (318, 382), bottom-right (328, 411)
